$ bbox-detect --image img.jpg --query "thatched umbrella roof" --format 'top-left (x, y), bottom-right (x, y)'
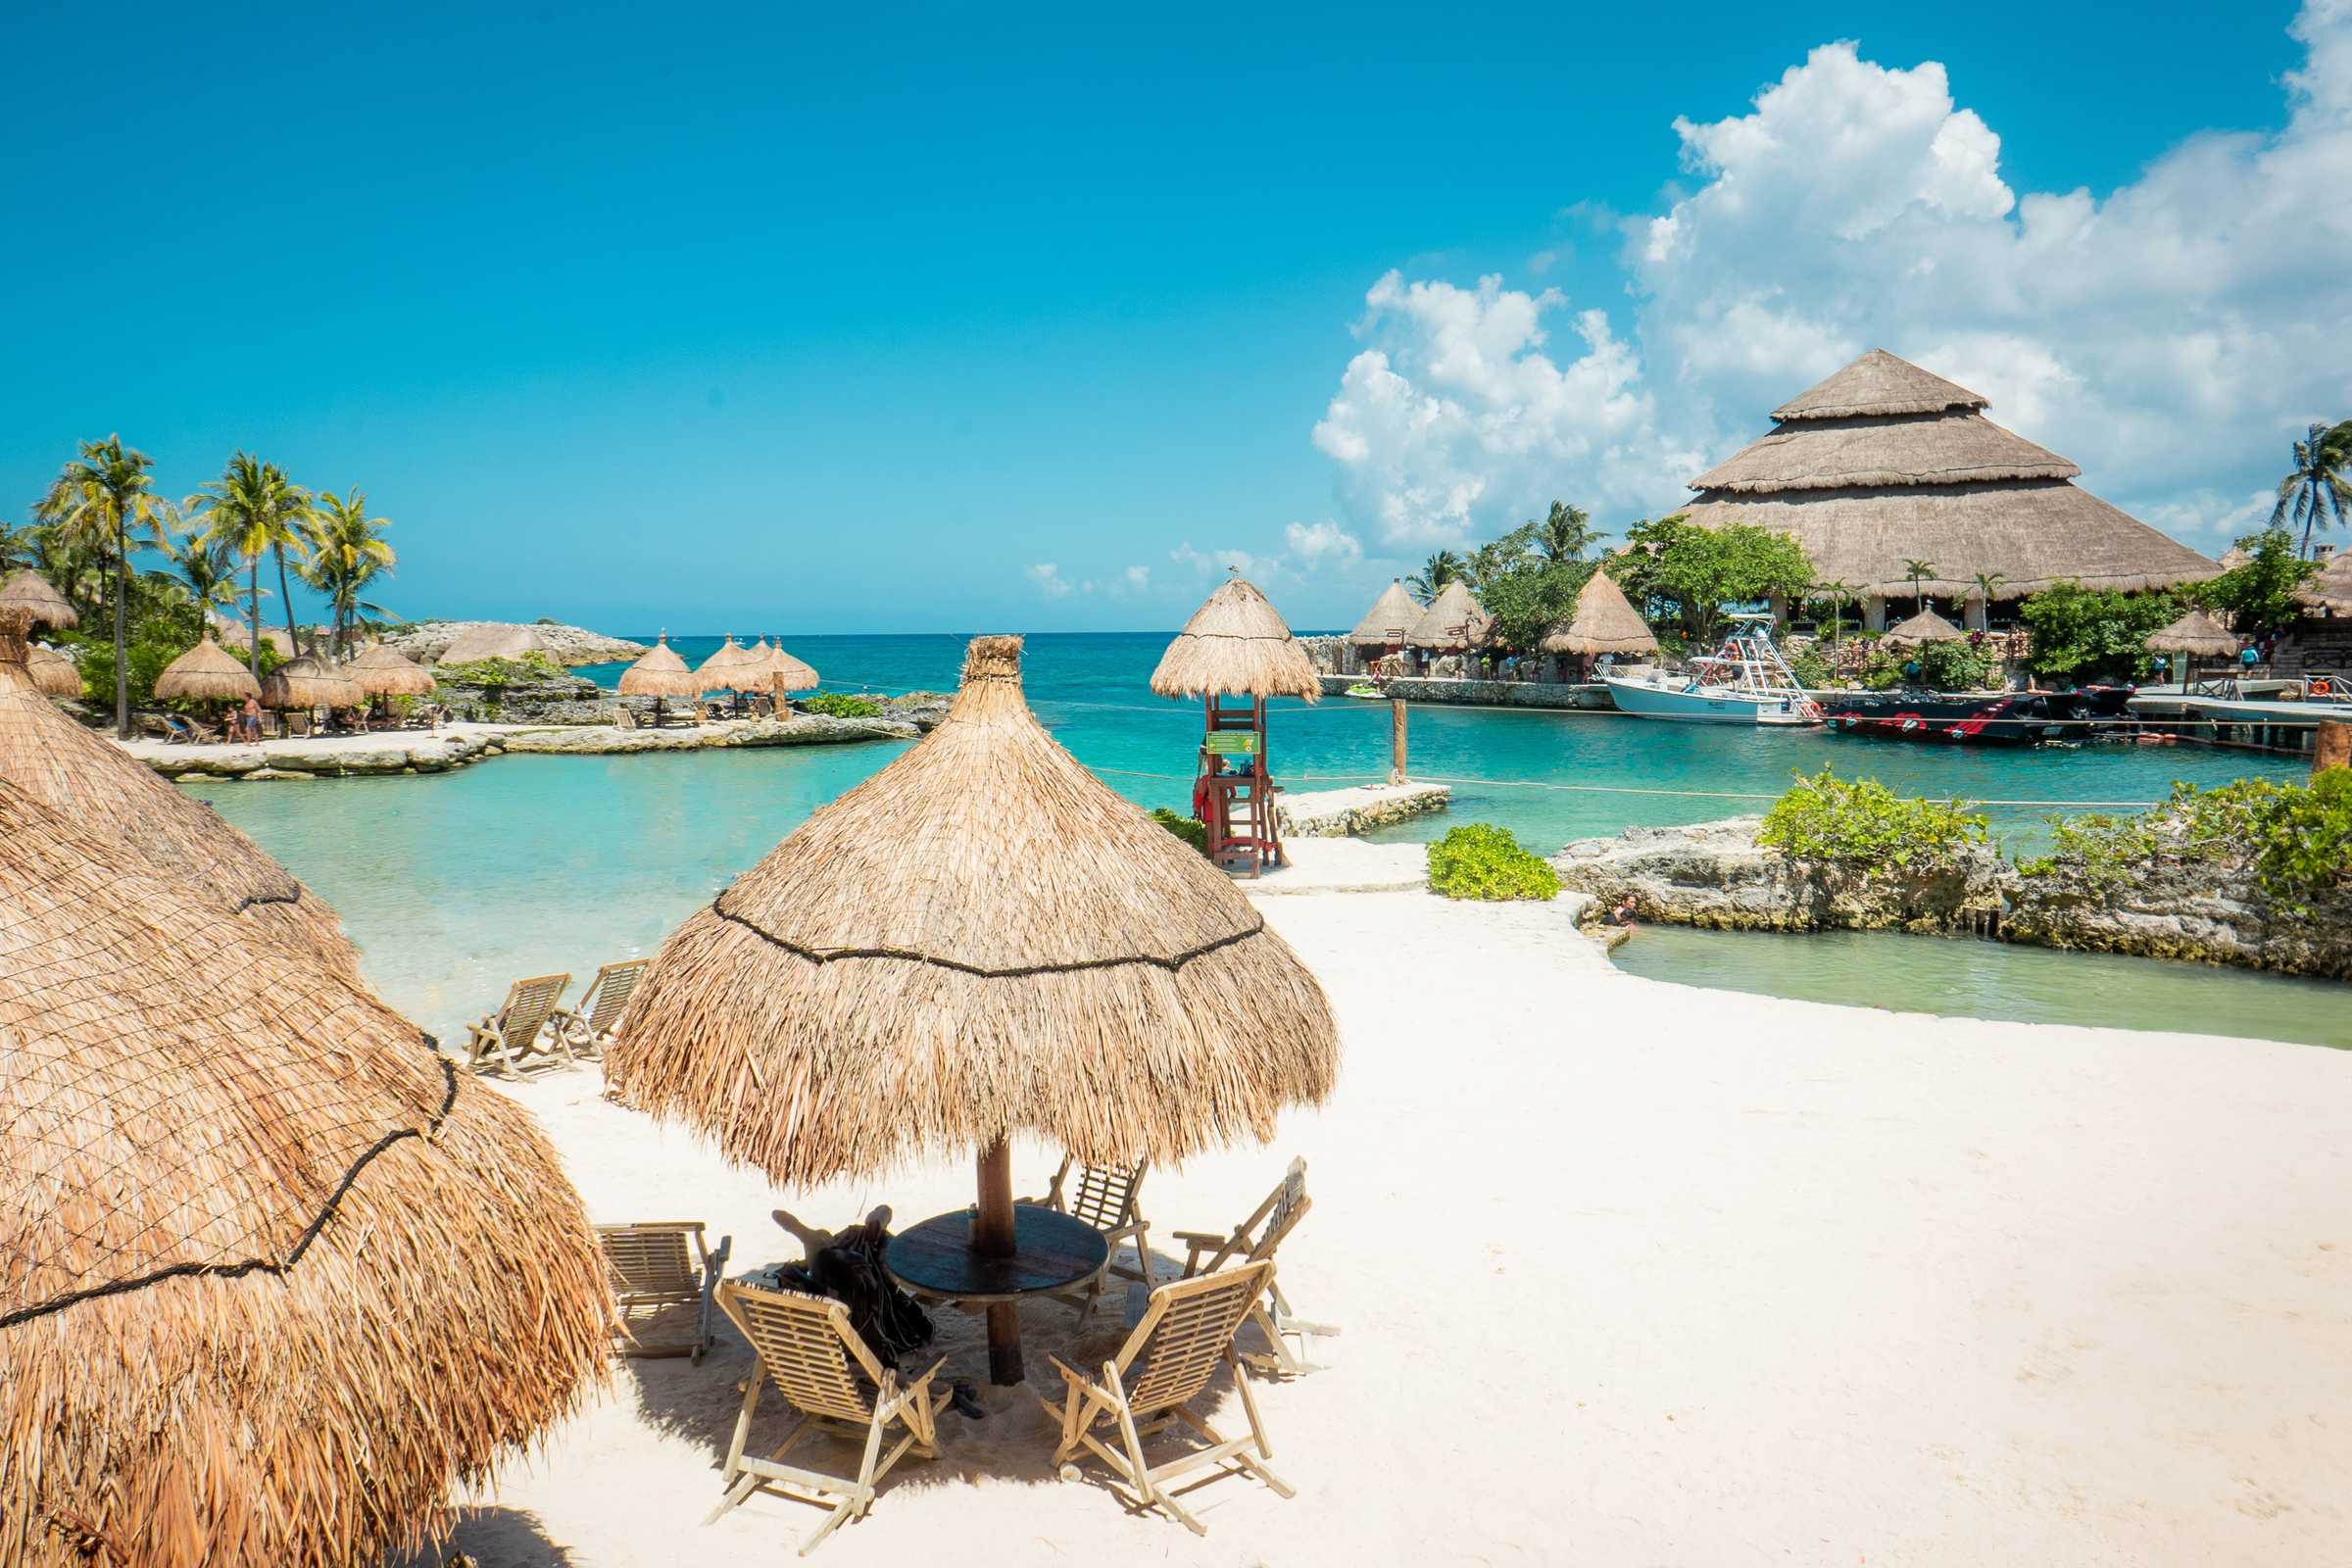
top-left (1348, 579), bottom-right (1420, 648)
top-left (0, 612), bottom-right (364, 985)
top-left (695, 635), bottom-right (760, 692)
top-left (345, 642), bottom-right (437, 698)
top-left (0, 569), bottom-right (75, 628)
top-left (0, 779), bottom-right (612, 1566)
top-left (1541, 569), bottom-right (1658, 656)
top-left (260, 656), bottom-right (366, 710)
top-left (748, 637), bottom-right (820, 694)
top-left (617, 633), bottom-right (704, 699)
top-left (24, 644), bottom-right (82, 700)
top-left (1406, 579), bottom-right (1492, 650)
top-left (608, 634), bottom-right (1340, 1187)
top-left (215, 618), bottom-right (297, 658)
top-left (2294, 552), bottom-right (2352, 615)
top-left (437, 622), bottom-right (551, 664)
top-left (1884, 609), bottom-right (1967, 645)
top-left (2144, 609), bottom-right (2241, 657)
top-left (154, 634), bottom-right (262, 703)
top-left (1150, 577), bottom-right (1321, 701)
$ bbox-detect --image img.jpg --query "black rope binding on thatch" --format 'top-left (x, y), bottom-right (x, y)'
top-left (228, 889), bottom-right (304, 913)
top-left (0, 1036), bottom-right (458, 1331)
top-left (712, 902), bottom-right (1267, 977)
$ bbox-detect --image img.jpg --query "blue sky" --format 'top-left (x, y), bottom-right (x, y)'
top-left (3, 0), bottom-right (2336, 634)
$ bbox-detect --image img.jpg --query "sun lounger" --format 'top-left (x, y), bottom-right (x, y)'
top-left (462, 971), bottom-right (571, 1079)
top-left (550, 958), bottom-right (648, 1059)
top-left (1038, 1261), bottom-right (1292, 1536)
top-left (1174, 1156), bottom-right (1336, 1377)
top-left (599, 1221), bottom-right (732, 1363)
top-left (162, 714), bottom-right (222, 744)
top-left (704, 1281), bottom-right (951, 1553)
top-left (1022, 1156), bottom-right (1151, 1315)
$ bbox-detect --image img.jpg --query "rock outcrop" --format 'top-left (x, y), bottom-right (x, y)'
top-left (386, 620), bottom-right (650, 666)
top-left (2005, 859), bottom-right (2352, 980)
top-left (499, 714), bottom-right (916, 754)
top-left (1277, 782), bottom-right (1451, 837)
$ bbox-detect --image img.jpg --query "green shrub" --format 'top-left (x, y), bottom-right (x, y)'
top-left (1150, 807), bottom-right (1209, 855)
top-left (1427, 823), bottom-right (1559, 901)
top-left (1860, 647), bottom-right (1903, 690)
top-left (804, 692), bottom-right (883, 718)
top-left (2021, 773), bottom-right (2352, 909)
top-left (1757, 767), bottom-right (1989, 870)
top-left (1918, 637), bottom-right (1995, 691)
top-left (1788, 647), bottom-right (1833, 689)
top-left (436, 654), bottom-right (565, 684)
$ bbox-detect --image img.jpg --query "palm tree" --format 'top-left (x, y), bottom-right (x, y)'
top-left (190, 454), bottom-right (316, 675)
top-left (1969, 570), bottom-right (2007, 627)
top-left (2271, 419), bottom-right (2352, 559)
top-left (301, 489), bottom-right (397, 656)
top-left (1406, 549), bottom-right (1464, 605)
top-left (0, 519), bottom-right (38, 574)
top-left (1811, 579), bottom-right (1855, 647)
top-left (154, 503), bottom-right (256, 622)
top-left (1901, 558), bottom-right (1937, 613)
top-left (1537, 500), bottom-right (1608, 563)
top-left (34, 436), bottom-right (172, 739)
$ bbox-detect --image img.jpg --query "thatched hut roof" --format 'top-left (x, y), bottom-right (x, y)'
top-left (2217, 545), bottom-right (2254, 570)
top-left (617, 634), bottom-right (704, 699)
top-left (0, 612), bottom-right (363, 984)
top-left (1150, 577), bottom-right (1321, 701)
top-left (0, 780), bottom-right (611, 1566)
top-left (436, 622), bottom-right (551, 664)
top-left (1348, 579), bottom-right (1420, 647)
top-left (2294, 552), bottom-right (2352, 615)
top-left (345, 642), bottom-right (437, 698)
top-left (214, 617), bottom-right (297, 658)
top-left (607, 635), bottom-right (1340, 1186)
top-left (154, 634), bottom-right (262, 703)
top-left (1541, 568), bottom-right (1658, 656)
top-left (695, 635), bottom-right (760, 691)
top-left (0, 569), bottom-right (75, 628)
top-left (1689, 350), bottom-right (2218, 600)
top-left (750, 638), bottom-right (820, 694)
top-left (1884, 609), bottom-right (1967, 645)
top-left (24, 644), bottom-right (81, 700)
top-left (1406, 579), bottom-right (1492, 650)
top-left (260, 656), bottom-right (366, 710)
top-left (2145, 609), bottom-right (2241, 656)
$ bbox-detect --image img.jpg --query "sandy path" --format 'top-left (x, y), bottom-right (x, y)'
top-left (425, 892), bottom-right (2350, 1567)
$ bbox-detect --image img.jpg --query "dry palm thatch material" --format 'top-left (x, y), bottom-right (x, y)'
top-left (1150, 577), bottom-right (1321, 701)
top-left (1541, 568), bottom-right (1658, 656)
top-left (1884, 609), bottom-right (1967, 645)
top-left (1348, 578), bottom-right (1420, 647)
top-left (436, 622), bottom-right (551, 663)
top-left (0, 569), bottom-right (76, 628)
top-left (617, 633), bottom-right (705, 699)
top-left (0, 612), bottom-right (364, 985)
top-left (344, 642), bottom-right (436, 698)
top-left (153, 634), bottom-right (262, 703)
top-left (259, 656), bottom-right (366, 710)
top-left (2144, 609), bottom-right (2241, 656)
top-left (1406, 579), bottom-right (1492, 650)
top-left (1770, 348), bottom-right (1988, 420)
top-left (2295, 552), bottom-right (2352, 615)
top-left (761, 639), bottom-right (821, 693)
top-left (0, 781), bottom-right (612, 1568)
top-left (608, 635), bottom-right (1340, 1186)
top-left (694, 635), bottom-right (759, 691)
top-left (1688, 413), bottom-right (2080, 495)
top-left (25, 644), bottom-right (82, 700)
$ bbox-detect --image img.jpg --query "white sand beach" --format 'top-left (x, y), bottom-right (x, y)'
top-left (432, 889), bottom-right (2350, 1567)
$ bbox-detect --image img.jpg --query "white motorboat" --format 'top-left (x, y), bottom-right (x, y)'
top-left (1601, 615), bottom-right (1822, 726)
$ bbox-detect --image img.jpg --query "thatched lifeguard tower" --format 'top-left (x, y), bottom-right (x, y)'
top-left (611, 635), bottom-right (1339, 1384)
top-left (1151, 576), bottom-right (1321, 877)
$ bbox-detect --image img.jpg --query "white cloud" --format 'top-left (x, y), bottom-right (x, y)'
top-left (1284, 519), bottom-right (1362, 570)
top-left (1023, 563), bottom-right (1075, 599)
top-left (1124, 564), bottom-right (1151, 591)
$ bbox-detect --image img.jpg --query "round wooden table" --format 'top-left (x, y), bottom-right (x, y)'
top-left (885, 1205), bottom-right (1109, 1384)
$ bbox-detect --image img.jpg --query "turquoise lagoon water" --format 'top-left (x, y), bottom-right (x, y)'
top-left (186, 631), bottom-right (2333, 1045)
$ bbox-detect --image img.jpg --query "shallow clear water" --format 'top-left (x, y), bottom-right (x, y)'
top-left (186, 632), bottom-right (2323, 1045)
top-left (1610, 924), bottom-right (2349, 1050)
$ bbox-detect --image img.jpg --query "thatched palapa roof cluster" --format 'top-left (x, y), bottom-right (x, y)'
top-left (1348, 579), bottom-right (1420, 648)
top-left (1542, 569), bottom-right (1657, 656)
top-left (1685, 350), bottom-right (2219, 601)
top-left (1151, 577), bottom-right (1321, 700)
top-left (347, 641), bottom-right (437, 697)
top-left (1407, 579), bottom-right (1492, 650)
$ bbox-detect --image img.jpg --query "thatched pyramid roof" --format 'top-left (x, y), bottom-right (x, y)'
top-left (2217, 545), bottom-right (2254, 570)
top-left (608, 635), bottom-right (1340, 1185)
top-left (1348, 579), bottom-right (1420, 647)
top-left (1406, 579), bottom-right (1493, 649)
top-left (695, 635), bottom-right (760, 691)
top-left (24, 644), bottom-right (81, 700)
top-left (345, 641), bottom-right (436, 697)
top-left (155, 634), bottom-right (263, 703)
top-left (2295, 552), bottom-right (2352, 614)
top-left (1884, 609), bottom-right (1967, 645)
top-left (1542, 568), bottom-right (1658, 655)
top-left (617, 633), bottom-right (704, 699)
top-left (261, 656), bottom-right (366, 710)
top-left (750, 637), bottom-right (820, 693)
top-left (0, 612), bottom-right (364, 984)
top-left (437, 622), bottom-right (550, 663)
top-left (1687, 350), bottom-right (2218, 600)
top-left (1151, 577), bottom-right (1321, 700)
top-left (2145, 609), bottom-right (2241, 656)
top-left (0, 780), bottom-right (611, 1566)
top-left (0, 569), bottom-right (75, 628)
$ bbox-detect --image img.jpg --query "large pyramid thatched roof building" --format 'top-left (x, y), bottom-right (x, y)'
top-left (1684, 350), bottom-right (2218, 623)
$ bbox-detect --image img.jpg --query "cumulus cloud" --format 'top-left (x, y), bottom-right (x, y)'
top-left (1023, 563), bottom-right (1075, 599)
top-left (1124, 564), bottom-right (1151, 591)
top-left (1284, 519), bottom-right (1362, 570)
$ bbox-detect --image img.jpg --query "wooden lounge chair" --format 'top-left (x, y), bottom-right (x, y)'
top-left (462, 971), bottom-right (571, 1079)
top-left (1023, 1155), bottom-right (1151, 1315)
top-left (550, 958), bottom-right (649, 1059)
top-left (1175, 1157), bottom-right (1336, 1378)
top-left (599, 1221), bottom-right (732, 1363)
top-left (1039, 1261), bottom-right (1292, 1536)
top-left (704, 1282), bottom-right (950, 1554)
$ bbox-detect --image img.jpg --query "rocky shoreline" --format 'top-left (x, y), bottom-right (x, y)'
top-left (383, 619), bottom-right (650, 665)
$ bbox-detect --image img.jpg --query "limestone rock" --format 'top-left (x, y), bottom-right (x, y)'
top-left (1277, 783), bottom-right (1452, 838)
top-left (386, 620), bottom-right (650, 666)
top-left (2005, 858), bottom-right (2352, 980)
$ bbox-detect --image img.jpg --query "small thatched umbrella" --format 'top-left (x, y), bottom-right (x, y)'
top-left (24, 644), bottom-right (82, 700)
top-left (260, 656), bottom-right (366, 713)
top-left (2145, 609), bottom-right (2241, 688)
top-left (0, 779), bottom-right (612, 1566)
top-left (1883, 609), bottom-right (1966, 646)
top-left (611, 636), bottom-right (1340, 1383)
top-left (1150, 577), bottom-right (1321, 701)
top-left (1541, 569), bottom-right (1658, 662)
top-left (0, 611), bottom-right (364, 984)
top-left (695, 634), bottom-right (758, 694)
top-left (346, 642), bottom-right (436, 698)
top-left (618, 633), bottom-right (702, 726)
top-left (1406, 579), bottom-right (1492, 655)
top-left (437, 622), bottom-right (551, 664)
top-left (0, 569), bottom-right (76, 629)
top-left (154, 633), bottom-right (262, 707)
top-left (740, 637), bottom-right (820, 715)
top-left (1348, 578), bottom-right (1420, 650)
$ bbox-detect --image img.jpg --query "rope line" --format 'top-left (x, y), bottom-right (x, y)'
top-left (710, 902), bottom-right (1266, 977)
top-left (1078, 764), bottom-right (2160, 809)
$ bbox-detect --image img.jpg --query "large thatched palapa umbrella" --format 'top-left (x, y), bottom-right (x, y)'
top-left (694, 634), bottom-right (758, 693)
top-left (24, 644), bottom-right (82, 700)
top-left (345, 641), bottom-right (436, 698)
top-left (260, 656), bottom-right (366, 711)
top-left (0, 611), bottom-right (365, 984)
top-left (154, 633), bottom-right (262, 705)
top-left (2145, 608), bottom-right (2240, 688)
top-left (1150, 576), bottom-right (1321, 701)
top-left (1883, 609), bottom-right (1967, 646)
top-left (437, 622), bottom-right (551, 664)
top-left (611, 635), bottom-right (1340, 1383)
top-left (1541, 569), bottom-right (1658, 660)
top-left (1348, 578), bottom-right (1419, 650)
top-left (0, 779), bottom-right (612, 1568)
top-left (617, 633), bottom-right (702, 725)
top-left (739, 636), bottom-right (820, 708)
top-left (1407, 579), bottom-right (1492, 652)
top-left (0, 569), bottom-right (76, 629)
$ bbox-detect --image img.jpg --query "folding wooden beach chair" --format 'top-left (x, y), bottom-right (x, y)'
top-left (462, 971), bottom-right (571, 1079)
top-left (599, 1221), bottom-right (732, 1363)
top-left (1175, 1157), bottom-right (1337, 1378)
top-left (1024, 1155), bottom-right (1151, 1316)
top-left (550, 958), bottom-right (649, 1060)
top-left (1038, 1261), bottom-right (1293, 1536)
top-left (704, 1282), bottom-right (950, 1554)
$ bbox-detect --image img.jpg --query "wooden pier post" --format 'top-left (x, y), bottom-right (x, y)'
top-left (2317, 719), bottom-right (2351, 774)
top-left (1390, 698), bottom-right (1408, 784)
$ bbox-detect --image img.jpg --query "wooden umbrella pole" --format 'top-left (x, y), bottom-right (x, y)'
top-left (975, 1135), bottom-right (1023, 1384)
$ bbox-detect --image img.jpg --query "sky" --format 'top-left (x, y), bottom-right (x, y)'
top-left (4, 0), bottom-right (2345, 634)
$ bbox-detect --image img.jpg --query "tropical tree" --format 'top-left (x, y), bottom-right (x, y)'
top-left (1537, 500), bottom-right (1608, 563)
top-left (0, 519), bottom-right (39, 573)
top-left (154, 502), bottom-right (256, 621)
top-left (2271, 418), bottom-right (2352, 559)
top-left (2206, 527), bottom-right (2320, 637)
top-left (301, 488), bottom-right (397, 656)
top-left (1810, 579), bottom-right (1855, 647)
top-left (1608, 515), bottom-right (1814, 645)
top-left (34, 436), bottom-right (172, 738)
top-left (1407, 549), bottom-right (1464, 605)
top-left (1969, 570), bottom-right (2007, 626)
top-left (1901, 558), bottom-right (1937, 611)
top-left (190, 453), bottom-right (316, 675)
top-left (1464, 523), bottom-right (1539, 593)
